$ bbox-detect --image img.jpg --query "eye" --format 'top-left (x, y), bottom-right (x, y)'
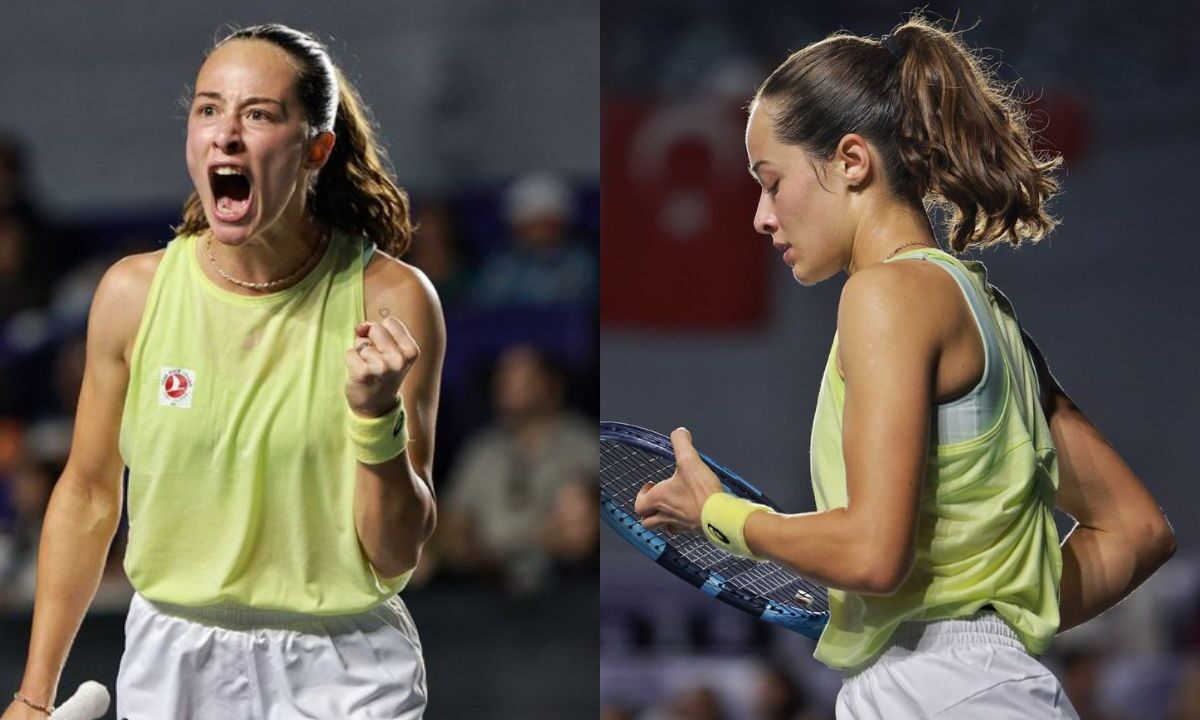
top-left (195, 104), bottom-right (217, 117)
top-left (247, 108), bottom-right (273, 122)
top-left (766, 181), bottom-right (780, 196)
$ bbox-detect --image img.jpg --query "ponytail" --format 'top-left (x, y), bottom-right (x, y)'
top-left (756, 14), bottom-right (1060, 252)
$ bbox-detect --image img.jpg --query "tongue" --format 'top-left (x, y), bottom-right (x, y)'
top-left (215, 195), bottom-right (251, 221)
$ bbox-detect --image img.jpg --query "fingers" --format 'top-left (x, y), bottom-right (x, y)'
top-left (670, 427), bottom-right (697, 463)
top-left (356, 319), bottom-right (421, 365)
top-left (634, 481), bottom-right (656, 517)
top-left (344, 347), bottom-right (376, 383)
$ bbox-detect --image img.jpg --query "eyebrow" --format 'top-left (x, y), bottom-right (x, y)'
top-left (194, 91), bottom-right (286, 109)
top-left (748, 159), bottom-right (773, 181)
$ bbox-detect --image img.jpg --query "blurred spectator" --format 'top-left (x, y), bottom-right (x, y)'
top-left (753, 664), bottom-right (819, 720)
top-left (1061, 647), bottom-right (1117, 720)
top-left (0, 213), bottom-right (47, 325)
top-left (0, 456), bottom-right (54, 609)
top-left (432, 343), bottom-right (597, 593)
top-left (408, 199), bottom-right (474, 308)
top-left (1170, 653), bottom-right (1200, 720)
top-left (653, 685), bottom-right (725, 720)
top-left (602, 703), bottom-right (637, 720)
top-left (0, 135), bottom-right (37, 217)
top-left (474, 171), bottom-right (597, 307)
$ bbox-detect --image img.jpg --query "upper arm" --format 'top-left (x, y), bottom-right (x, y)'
top-left (364, 253), bottom-right (447, 483)
top-left (1023, 332), bottom-right (1170, 535)
top-left (837, 267), bottom-right (941, 586)
top-left (61, 252), bottom-right (159, 501)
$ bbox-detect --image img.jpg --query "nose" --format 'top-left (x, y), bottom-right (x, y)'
top-left (753, 194), bottom-right (778, 236)
top-left (214, 115), bottom-right (244, 154)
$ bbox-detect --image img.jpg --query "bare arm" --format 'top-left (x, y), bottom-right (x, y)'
top-left (351, 255), bottom-right (445, 578)
top-left (1022, 333), bottom-right (1177, 632)
top-left (741, 268), bottom-right (934, 593)
top-left (636, 266), bottom-right (936, 594)
top-left (8, 254), bottom-right (155, 716)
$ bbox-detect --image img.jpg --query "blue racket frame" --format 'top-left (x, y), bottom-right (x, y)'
top-left (600, 421), bottom-right (829, 639)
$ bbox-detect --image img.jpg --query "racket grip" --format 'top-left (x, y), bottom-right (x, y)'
top-left (50, 682), bottom-right (109, 720)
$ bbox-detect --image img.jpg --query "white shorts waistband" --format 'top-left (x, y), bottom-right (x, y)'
top-left (846, 611), bottom-right (1025, 681)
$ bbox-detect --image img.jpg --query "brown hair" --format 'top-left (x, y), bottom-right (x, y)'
top-left (176, 24), bottom-right (413, 256)
top-left (754, 14), bottom-right (1060, 252)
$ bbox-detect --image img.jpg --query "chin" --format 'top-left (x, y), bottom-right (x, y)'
top-left (206, 223), bottom-right (250, 245)
top-left (791, 261), bottom-right (840, 287)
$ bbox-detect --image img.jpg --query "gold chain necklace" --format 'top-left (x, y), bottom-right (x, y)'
top-left (205, 229), bottom-right (328, 291)
top-left (885, 240), bottom-right (936, 260)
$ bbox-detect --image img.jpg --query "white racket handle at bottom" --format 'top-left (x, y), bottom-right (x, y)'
top-left (50, 682), bottom-right (109, 720)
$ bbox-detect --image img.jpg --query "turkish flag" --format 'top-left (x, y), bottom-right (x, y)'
top-left (601, 98), bottom-right (769, 330)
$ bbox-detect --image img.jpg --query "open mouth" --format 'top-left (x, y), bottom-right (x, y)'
top-left (210, 166), bottom-right (252, 222)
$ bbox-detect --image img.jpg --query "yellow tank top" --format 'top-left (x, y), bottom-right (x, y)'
top-left (118, 232), bottom-right (410, 614)
top-left (810, 248), bottom-right (1062, 670)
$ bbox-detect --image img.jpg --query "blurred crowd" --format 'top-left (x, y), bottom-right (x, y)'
top-left (0, 133), bottom-right (599, 612)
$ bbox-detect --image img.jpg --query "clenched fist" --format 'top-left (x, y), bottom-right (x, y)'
top-left (344, 317), bottom-right (420, 418)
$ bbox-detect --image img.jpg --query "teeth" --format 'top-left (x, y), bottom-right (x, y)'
top-left (213, 166), bottom-right (244, 176)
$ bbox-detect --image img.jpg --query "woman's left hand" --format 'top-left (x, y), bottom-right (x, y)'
top-left (634, 427), bottom-right (723, 532)
top-left (344, 318), bottom-right (421, 417)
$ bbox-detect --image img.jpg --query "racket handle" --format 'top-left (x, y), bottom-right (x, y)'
top-left (50, 682), bottom-right (109, 720)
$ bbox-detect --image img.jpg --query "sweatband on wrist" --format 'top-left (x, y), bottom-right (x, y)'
top-left (347, 399), bottom-right (408, 464)
top-left (701, 492), bottom-right (770, 560)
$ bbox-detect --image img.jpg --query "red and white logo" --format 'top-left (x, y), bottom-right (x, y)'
top-left (159, 368), bottom-right (196, 408)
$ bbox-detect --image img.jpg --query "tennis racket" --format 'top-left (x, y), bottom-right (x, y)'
top-left (600, 421), bottom-right (829, 639)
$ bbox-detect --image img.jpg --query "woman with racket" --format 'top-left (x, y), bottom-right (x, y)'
top-left (5, 24), bottom-right (441, 719)
top-left (635, 15), bottom-right (1175, 719)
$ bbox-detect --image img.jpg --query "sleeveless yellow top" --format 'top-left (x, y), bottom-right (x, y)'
top-left (810, 248), bottom-right (1061, 670)
top-left (118, 233), bottom-right (410, 614)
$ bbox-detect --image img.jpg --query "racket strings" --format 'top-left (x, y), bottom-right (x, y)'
top-left (601, 440), bottom-right (829, 614)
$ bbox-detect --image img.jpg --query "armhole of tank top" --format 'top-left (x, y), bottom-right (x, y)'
top-left (358, 238), bottom-right (378, 324)
top-left (996, 286), bottom-right (1045, 409)
top-left (900, 253), bottom-right (1009, 445)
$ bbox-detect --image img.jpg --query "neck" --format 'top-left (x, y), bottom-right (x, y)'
top-left (205, 207), bottom-right (326, 293)
top-left (846, 199), bottom-right (937, 276)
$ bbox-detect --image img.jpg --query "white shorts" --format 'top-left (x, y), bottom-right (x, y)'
top-left (836, 612), bottom-right (1079, 719)
top-left (116, 592), bottom-right (427, 720)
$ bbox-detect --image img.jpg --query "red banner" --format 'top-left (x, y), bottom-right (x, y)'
top-left (602, 98), bottom-right (769, 330)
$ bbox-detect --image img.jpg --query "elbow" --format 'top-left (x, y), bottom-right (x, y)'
top-left (1146, 513), bottom-right (1177, 568)
top-left (383, 510), bottom-right (438, 579)
top-left (853, 550), bottom-right (914, 596)
top-left (374, 548), bottom-right (421, 580)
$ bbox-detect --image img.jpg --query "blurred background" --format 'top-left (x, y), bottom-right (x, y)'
top-left (601, 2), bottom-right (1200, 719)
top-left (0, 2), bottom-right (598, 718)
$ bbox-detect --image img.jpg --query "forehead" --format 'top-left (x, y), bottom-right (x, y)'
top-left (745, 101), bottom-right (778, 158)
top-left (195, 39), bottom-right (300, 100)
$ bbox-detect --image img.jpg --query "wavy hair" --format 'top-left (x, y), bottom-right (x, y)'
top-left (754, 14), bottom-right (1061, 252)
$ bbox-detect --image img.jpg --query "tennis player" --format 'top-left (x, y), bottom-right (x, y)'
top-left (635, 15), bottom-right (1175, 719)
top-left (5, 24), bottom-right (441, 719)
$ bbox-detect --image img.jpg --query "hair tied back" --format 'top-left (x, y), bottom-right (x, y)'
top-left (880, 33), bottom-right (905, 59)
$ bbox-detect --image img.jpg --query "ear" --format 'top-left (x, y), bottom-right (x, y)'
top-left (833, 133), bottom-right (872, 190)
top-left (305, 130), bottom-right (336, 171)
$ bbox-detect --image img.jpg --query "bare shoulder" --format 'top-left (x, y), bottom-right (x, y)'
top-left (363, 250), bottom-right (445, 329)
top-left (91, 249), bottom-right (165, 361)
top-left (837, 259), bottom-right (964, 359)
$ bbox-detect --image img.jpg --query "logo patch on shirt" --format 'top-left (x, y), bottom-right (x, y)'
top-left (159, 368), bottom-right (196, 408)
